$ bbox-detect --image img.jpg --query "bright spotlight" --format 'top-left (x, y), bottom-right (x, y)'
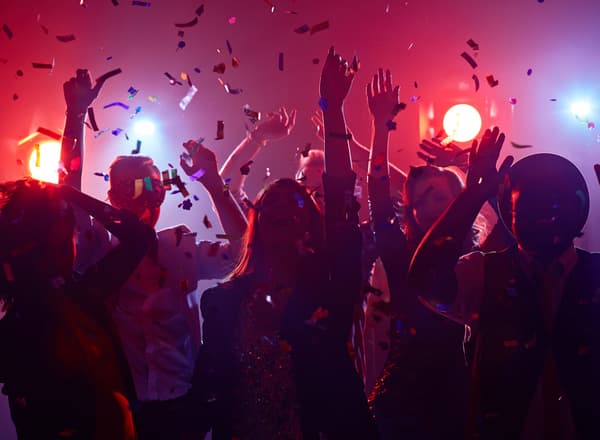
top-left (570, 101), bottom-right (591, 120)
top-left (28, 141), bottom-right (61, 183)
top-left (443, 104), bottom-right (482, 143)
top-left (133, 119), bottom-right (156, 137)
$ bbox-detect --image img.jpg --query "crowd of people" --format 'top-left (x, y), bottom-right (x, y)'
top-left (0, 46), bottom-right (598, 440)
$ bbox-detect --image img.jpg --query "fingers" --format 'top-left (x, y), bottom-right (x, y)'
top-left (385, 69), bottom-right (392, 91)
top-left (179, 154), bottom-right (193, 175)
top-left (378, 68), bottom-right (385, 92)
top-left (417, 151), bottom-right (435, 164)
top-left (498, 155), bottom-right (514, 175)
top-left (393, 85), bottom-right (400, 99)
top-left (287, 109), bottom-right (297, 129)
top-left (373, 74), bottom-right (379, 95)
top-left (366, 82), bottom-right (373, 100)
top-left (279, 107), bottom-right (289, 127)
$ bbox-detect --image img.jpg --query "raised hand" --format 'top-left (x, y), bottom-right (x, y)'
top-left (366, 68), bottom-right (399, 123)
top-left (63, 69), bottom-right (103, 115)
top-left (466, 127), bottom-right (513, 197)
top-left (180, 140), bottom-right (220, 185)
top-left (319, 46), bottom-right (355, 106)
top-left (251, 107), bottom-right (297, 144)
top-left (418, 138), bottom-right (469, 171)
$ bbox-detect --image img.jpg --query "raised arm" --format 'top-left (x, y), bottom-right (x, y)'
top-left (180, 140), bottom-right (247, 242)
top-left (320, 47), bottom-right (355, 178)
top-left (219, 107), bottom-right (296, 202)
top-left (60, 70), bottom-right (110, 272)
top-left (60, 69), bottom-right (103, 190)
top-left (408, 127), bottom-right (513, 310)
top-left (59, 185), bottom-right (155, 300)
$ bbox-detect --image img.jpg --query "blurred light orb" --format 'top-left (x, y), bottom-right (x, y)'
top-left (134, 119), bottom-right (156, 137)
top-left (29, 141), bottom-right (60, 183)
top-left (443, 104), bottom-right (482, 143)
top-left (571, 101), bottom-right (591, 120)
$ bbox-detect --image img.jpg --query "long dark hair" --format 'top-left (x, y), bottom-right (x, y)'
top-left (228, 178), bottom-right (324, 281)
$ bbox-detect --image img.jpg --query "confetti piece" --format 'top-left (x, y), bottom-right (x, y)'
top-left (164, 72), bottom-right (183, 86)
top-left (228, 16), bottom-right (236, 24)
top-left (226, 39), bottom-right (233, 54)
top-left (111, 0), bottom-right (119, 5)
top-left (177, 30), bottom-right (185, 38)
top-left (196, 4), bottom-right (205, 15)
top-left (36, 127), bottom-right (62, 141)
top-left (3, 24), bottom-right (13, 40)
top-left (94, 128), bottom-right (110, 138)
top-left (588, 121), bottom-right (595, 129)
top-left (527, 68), bottom-right (533, 76)
top-left (179, 85), bottom-right (198, 111)
top-left (133, 179), bottom-right (144, 199)
top-left (413, 81), bottom-right (418, 88)
top-left (111, 128), bottom-right (123, 136)
top-left (231, 56), bottom-right (241, 68)
top-left (295, 24), bottom-right (310, 34)
top-left (88, 107), bottom-right (100, 131)
top-left (278, 52), bottom-right (284, 71)
top-left (56, 34), bottom-right (76, 43)
top-left (509, 97), bottom-right (517, 105)
top-left (594, 164), bottom-right (600, 185)
top-left (391, 102), bottom-right (407, 116)
top-left (127, 86), bottom-right (139, 98)
top-left (32, 61), bottom-right (54, 69)
top-left (190, 168), bottom-right (205, 181)
top-left (177, 41), bottom-right (186, 50)
top-left (141, 176), bottom-right (152, 191)
top-left (240, 160), bottom-right (253, 175)
top-left (549, 98), bottom-right (557, 102)
top-left (460, 52), bottom-right (478, 69)
top-left (410, 95), bottom-right (420, 103)
top-left (318, 97), bottom-right (328, 111)
top-left (213, 63), bottom-right (226, 74)
top-left (12, 94), bottom-right (18, 100)
top-left (103, 101), bottom-right (129, 110)
top-left (193, 195), bottom-right (199, 201)
top-left (34, 144), bottom-right (40, 167)
top-left (510, 141), bottom-right (533, 149)
top-left (203, 215), bottom-right (212, 228)
top-left (175, 17), bottom-right (198, 27)
top-left (466, 39), bottom-right (479, 51)
top-left (472, 74), bottom-right (480, 91)
top-left (132, 0), bottom-right (151, 6)
top-left (215, 120), bottom-right (224, 140)
top-left (385, 120), bottom-right (397, 131)
top-left (486, 74), bottom-right (499, 87)
top-left (312, 58), bottom-right (320, 64)
top-left (96, 68), bottom-right (122, 83)
top-left (408, 42), bottom-right (414, 50)
top-left (310, 20), bottom-right (329, 35)
top-left (131, 139), bottom-right (141, 154)
top-left (94, 172), bottom-right (110, 181)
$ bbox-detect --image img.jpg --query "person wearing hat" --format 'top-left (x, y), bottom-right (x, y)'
top-left (409, 127), bottom-right (600, 439)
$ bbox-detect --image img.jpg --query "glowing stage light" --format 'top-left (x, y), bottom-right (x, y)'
top-left (28, 141), bottom-right (61, 183)
top-left (570, 101), bottom-right (591, 120)
top-left (133, 119), bottom-right (156, 137)
top-left (442, 104), bottom-right (482, 143)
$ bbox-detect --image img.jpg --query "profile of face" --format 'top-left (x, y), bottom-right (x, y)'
top-left (411, 175), bottom-right (457, 233)
top-left (257, 184), bottom-right (313, 257)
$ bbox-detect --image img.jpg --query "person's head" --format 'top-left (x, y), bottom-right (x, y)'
top-left (230, 178), bottom-right (324, 279)
top-left (296, 149), bottom-right (325, 209)
top-left (498, 153), bottom-right (589, 260)
top-left (0, 179), bottom-right (76, 292)
top-left (108, 156), bottom-right (165, 227)
top-left (404, 165), bottom-right (464, 239)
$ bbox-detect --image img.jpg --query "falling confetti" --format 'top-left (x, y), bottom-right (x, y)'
top-left (486, 74), bottom-right (499, 87)
top-left (56, 34), bottom-right (76, 43)
top-left (295, 24), bottom-right (310, 34)
top-left (202, 215), bottom-right (212, 229)
top-left (3, 24), bottom-right (13, 40)
top-left (460, 52), bottom-right (478, 69)
top-left (179, 85), bottom-right (198, 110)
top-left (131, 139), bottom-right (142, 154)
top-left (175, 17), bottom-right (199, 27)
top-left (96, 68), bottom-right (122, 83)
top-left (278, 52), bottom-right (284, 71)
top-left (510, 141), bottom-right (533, 149)
top-left (87, 108), bottom-right (99, 131)
top-left (509, 97), bottom-right (517, 105)
top-left (132, 0), bottom-right (151, 6)
top-left (466, 38), bottom-right (479, 51)
top-left (472, 74), bottom-right (480, 91)
top-left (103, 102), bottom-right (130, 110)
top-left (527, 68), bottom-right (533, 76)
top-left (310, 21), bottom-right (329, 35)
top-left (213, 63), bottom-right (226, 74)
top-left (228, 16), bottom-right (236, 24)
top-left (215, 120), bottom-right (224, 140)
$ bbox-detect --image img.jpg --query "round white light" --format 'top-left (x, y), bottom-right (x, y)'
top-left (28, 141), bottom-right (61, 183)
top-left (133, 119), bottom-right (156, 137)
top-left (442, 104), bottom-right (482, 143)
top-left (570, 101), bottom-right (591, 120)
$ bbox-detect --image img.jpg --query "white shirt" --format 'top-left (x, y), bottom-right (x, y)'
top-left (110, 225), bottom-right (237, 402)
